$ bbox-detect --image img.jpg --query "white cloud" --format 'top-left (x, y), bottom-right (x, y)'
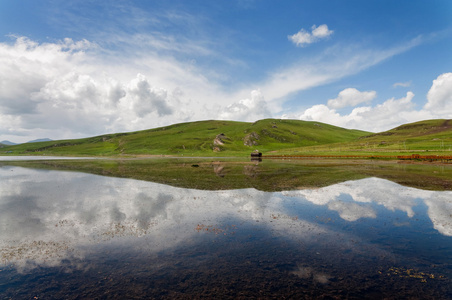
top-left (127, 74), bottom-right (173, 117)
top-left (293, 72), bottom-right (451, 132)
top-left (0, 36), bottom-right (226, 141)
top-left (0, 37), bottom-right (94, 115)
top-left (259, 35), bottom-right (423, 109)
top-left (312, 24), bottom-right (334, 38)
top-left (288, 24), bottom-right (333, 47)
top-left (327, 88), bottom-right (376, 109)
top-left (288, 29), bottom-right (313, 46)
top-left (0, 32), bottom-right (437, 142)
top-left (424, 72), bottom-right (452, 113)
top-left (393, 81), bottom-right (411, 88)
top-left (299, 91), bottom-right (417, 132)
top-left (218, 89), bottom-right (271, 121)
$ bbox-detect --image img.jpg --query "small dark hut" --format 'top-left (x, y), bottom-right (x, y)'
top-left (250, 152), bottom-right (262, 157)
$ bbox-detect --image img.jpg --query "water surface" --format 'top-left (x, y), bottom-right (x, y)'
top-left (0, 155), bottom-right (96, 161)
top-left (0, 166), bottom-right (451, 299)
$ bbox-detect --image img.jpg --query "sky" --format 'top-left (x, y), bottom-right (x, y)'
top-left (0, 0), bottom-right (451, 143)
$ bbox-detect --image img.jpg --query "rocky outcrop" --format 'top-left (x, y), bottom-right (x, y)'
top-left (243, 132), bottom-right (260, 146)
top-left (213, 133), bottom-right (226, 146)
top-left (213, 133), bottom-right (228, 151)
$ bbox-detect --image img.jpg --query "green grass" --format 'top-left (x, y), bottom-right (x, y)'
top-left (2, 118), bottom-right (452, 157)
top-left (0, 119), bottom-right (369, 157)
top-left (268, 119), bottom-right (452, 156)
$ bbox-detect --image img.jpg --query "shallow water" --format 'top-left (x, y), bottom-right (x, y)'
top-left (0, 155), bottom-right (96, 161)
top-left (0, 166), bottom-right (451, 299)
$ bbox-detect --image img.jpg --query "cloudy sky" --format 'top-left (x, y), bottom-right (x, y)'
top-left (0, 0), bottom-right (451, 143)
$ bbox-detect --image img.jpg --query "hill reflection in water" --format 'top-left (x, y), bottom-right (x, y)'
top-left (0, 166), bottom-right (451, 299)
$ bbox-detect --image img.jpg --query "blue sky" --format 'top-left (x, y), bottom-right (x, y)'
top-left (0, 0), bottom-right (451, 142)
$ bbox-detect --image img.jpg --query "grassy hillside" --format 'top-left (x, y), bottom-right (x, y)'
top-left (357, 119), bottom-right (452, 151)
top-left (271, 119), bottom-right (452, 156)
top-left (3, 118), bottom-right (452, 157)
top-left (0, 119), bottom-right (369, 156)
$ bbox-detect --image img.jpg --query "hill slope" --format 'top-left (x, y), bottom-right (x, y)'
top-left (0, 119), bottom-right (369, 156)
top-left (352, 119), bottom-right (452, 152)
top-left (285, 119), bottom-right (452, 155)
top-left (3, 119), bottom-right (451, 157)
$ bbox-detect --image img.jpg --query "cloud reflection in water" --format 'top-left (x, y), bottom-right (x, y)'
top-left (0, 166), bottom-right (451, 272)
top-left (283, 177), bottom-right (452, 236)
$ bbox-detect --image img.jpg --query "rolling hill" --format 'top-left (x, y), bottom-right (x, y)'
top-left (0, 119), bottom-right (368, 156)
top-left (307, 119), bottom-right (452, 154)
top-left (1, 118), bottom-right (452, 157)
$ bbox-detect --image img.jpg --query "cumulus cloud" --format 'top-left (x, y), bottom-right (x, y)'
top-left (299, 91), bottom-right (416, 132)
top-left (218, 89), bottom-right (271, 121)
top-left (327, 88), bottom-right (376, 109)
top-left (293, 72), bottom-right (452, 132)
top-left (288, 24), bottom-right (333, 47)
top-left (0, 37), bottom-right (94, 115)
top-left (424, 72), bottom-right (452, 113)
top-left (0, 31), bottom-right (442, 142)
top-left (0, 36), bottom-right (221, 141)
top-left (127, 74), bottom-right (173, 117)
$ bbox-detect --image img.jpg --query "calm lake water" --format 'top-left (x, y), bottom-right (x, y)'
top-left (0, 165), bottom-right (451, 299)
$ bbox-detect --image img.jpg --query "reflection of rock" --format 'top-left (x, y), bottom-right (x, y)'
top-left (243, 165), bottom-right (258, 178)
top-left (212, 162), bottom-right (226, 177)
top-left (213, 164), bottom-right (225, 177)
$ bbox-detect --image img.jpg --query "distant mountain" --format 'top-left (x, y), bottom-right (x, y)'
top-left (0, 138), bottom-right (53, 146)
top-left (27, 138), bottom-right (53, 143)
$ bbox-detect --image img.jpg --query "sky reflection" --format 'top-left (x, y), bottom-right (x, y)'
top-left (283, 178), bottom-right (452, 236)
top-left (0, 166), bottom-right (451, 273)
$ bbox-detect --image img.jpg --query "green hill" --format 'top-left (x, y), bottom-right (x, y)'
top-left (3, 118), bottom-right (452, 157)
top-left (340, 119), bottom-right (452, 152)
top-left (0, 119), bottom-right (369, 156)
top-left (280, 119), bottom-right (452, 155)
top-left (357, 119), bottom-right (452, 150)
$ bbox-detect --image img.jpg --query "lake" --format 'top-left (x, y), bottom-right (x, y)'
top-left (0, 160), bottom-right (451, 299)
